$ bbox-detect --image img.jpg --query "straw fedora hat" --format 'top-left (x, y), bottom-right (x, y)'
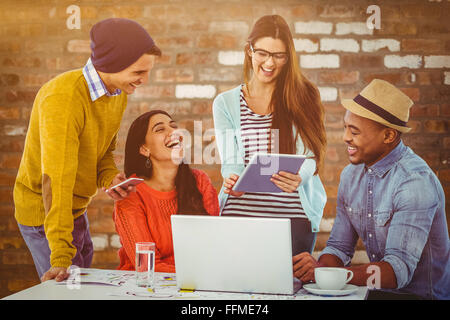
top-left (341, 79), bottom-right (413, 133)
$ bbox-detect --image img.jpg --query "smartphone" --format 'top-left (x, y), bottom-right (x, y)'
top-left (106, 177), bottom-right (144, 193)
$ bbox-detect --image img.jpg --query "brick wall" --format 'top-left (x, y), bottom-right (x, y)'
top-left (0, 0), bottom-right (449, 298)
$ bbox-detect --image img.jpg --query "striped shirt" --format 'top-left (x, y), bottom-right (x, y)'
top-left (82, 58), bottom-right (122, 102)
top-left (222, 86), bottom-right (307, 218)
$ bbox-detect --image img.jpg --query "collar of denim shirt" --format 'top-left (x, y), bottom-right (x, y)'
top-left (365, 140), bottom-right (407, 178)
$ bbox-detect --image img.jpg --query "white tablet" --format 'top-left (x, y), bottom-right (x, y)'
top-left (232, 153), bottom-right (306, 193)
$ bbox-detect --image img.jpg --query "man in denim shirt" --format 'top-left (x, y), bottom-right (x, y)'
top-left (293, 79), bottom-right (449, 299)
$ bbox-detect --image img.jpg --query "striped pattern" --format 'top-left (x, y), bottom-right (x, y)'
top-left (222, 86), bottom-right (306, 218)
top-left (82, 58), bottom-right (122, 102)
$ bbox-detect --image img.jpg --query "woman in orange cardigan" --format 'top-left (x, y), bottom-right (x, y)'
top-left (113, 110), bottom-right (219, 272)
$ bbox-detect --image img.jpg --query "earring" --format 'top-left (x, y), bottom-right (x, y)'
top-left (145, 157), bottom-right (152, 169)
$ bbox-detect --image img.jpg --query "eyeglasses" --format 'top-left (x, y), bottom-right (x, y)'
top-left (249, 43), bottom-right (289, 65)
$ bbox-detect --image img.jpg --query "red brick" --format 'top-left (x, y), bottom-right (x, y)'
top-left (0, 73), bottom-right (19, 86)
top-left (321, 164), bottom-right (344, 183)
top-left (156, 36), bottom-right (193, 49)
top-left (102, 6), bottom-right (143, 19)
top-left (132, 85), bottom-right (175, 99)
top-left (318, 5), bottom-right (355, 18)
top-left (341, 55), bottom-right (383, 69)
top-left (197, 34), bottom-right (238, 49)
top-left (91, 249), bottom-right (120, 265)
top-left (441, 104), bottom-right (450, 116)
top-left (324, 184), bottom-right (339, 199)
top-left (192, 101), bottom-right (213, 115)
top-left (401, 39), bottom-right (442, 53)
top-left (2, 57), bottom-right (41, 68)
top-left (439, 169), bottom-right (450, 183)
top-left (291, 4), bottom-right (317, 18)
top-left (5, 89), bottom-right (37, 103)
top-left (403, 135), bottom-right (440, 149)
top-left (323, 199), bottom-right (337, 218)
top-left (326, 131), bottom-right (346, 145)
top-left (423, 120), bottom-right (449, 133)
top-left (176, 52), bottom-right (215, 65)
top-left (325, 112), bottom-right (344, 130)
top-left (167, 21), bottom-right (209, 33)
top-left (377, 5), bottom-right (403, 20)
top-left (0, 236), bottom-right (25, 250)
top-left (155, 54), bottom-right (172, 65)
top-left (414, 72), bottom-right (442, 86)
top-left (402, 4), bottom-right (441, 18)
top-left (420, 23), bottom-right (450, 35)
top-left (444, 137), bottom-right (450, 150)
top-left (8, 279), bottom-right (38, 293)
top-left (376, 22), bottom-right (417, 35)
top-left (0, 138), bottom-right (24, 153)
top-left (421, 87), bottom-right (450, 103)
top-left (22, 74), bottom-right (55, 87)
top-left (154, 68), bottom-right (194, 83)
top-left (0, 153), bottom-right (21, 169)
top-left (410, 104), bottom-right (439, 117)
top-left (0, 171), bottom-right (17, 186)
top-left (0, 106), bottom-right (20, 119)
top-left (407, 120), bottom-right (422, 133)
top-left (2, 250), bottom-right (34, 265)
top-left (419, 150), bottom-right (441, 168)
top-left (364, 73), bottom-right (402, 85)
top-left (318, 71), bottom-right (359, 85)
top-left (399, 87), bottom-right (420, 102)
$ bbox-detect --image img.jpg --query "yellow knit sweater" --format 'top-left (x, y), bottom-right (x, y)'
top-left (14, 69), bottom-right (127, 268)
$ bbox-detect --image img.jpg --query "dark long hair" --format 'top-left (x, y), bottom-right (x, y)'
top-left (243, 15), bottom-right (326, 174)
top-left (124, 110), bottom-right (207, 215)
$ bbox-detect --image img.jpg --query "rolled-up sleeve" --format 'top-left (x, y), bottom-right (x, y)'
top-left (381, 172), bottom-right (438, 289)
top-left (319, 185), bottom-right (358, 266)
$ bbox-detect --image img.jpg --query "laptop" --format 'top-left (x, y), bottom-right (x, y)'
top-left (171, 215), bottom-right (302, 295)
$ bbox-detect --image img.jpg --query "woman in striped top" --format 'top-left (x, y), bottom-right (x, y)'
top-left (212, 15), bottom-right (327, 256)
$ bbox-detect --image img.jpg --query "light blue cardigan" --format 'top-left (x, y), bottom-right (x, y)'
top-left (212, 85), bottom-right (327, 232)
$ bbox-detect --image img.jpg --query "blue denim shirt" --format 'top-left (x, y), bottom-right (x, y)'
top-left (320, 141), bottom-right (449, 300)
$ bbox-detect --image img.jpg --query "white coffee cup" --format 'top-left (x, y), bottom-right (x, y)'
top-left (314, 267), bottom-right (354, 290)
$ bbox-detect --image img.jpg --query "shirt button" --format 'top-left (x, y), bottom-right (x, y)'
top-left (348, 208), bottom-right (352, 212)
top-left (368, 169), bottom-right (372, 173)
top-left (368, 214), bottom-right (372, 218)
top-left (369, 190), bottom-right (373, 194)
top-left (372, 254), bottom-right (376, 258)
top-left (369, 233), bottom-right (373, 238)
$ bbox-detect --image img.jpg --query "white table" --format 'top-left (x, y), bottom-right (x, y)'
top-left (3, 268), bottom-right (368, 300)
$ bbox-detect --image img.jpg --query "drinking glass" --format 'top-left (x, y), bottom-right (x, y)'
top-left (135, 242), bottom-right (155, 288)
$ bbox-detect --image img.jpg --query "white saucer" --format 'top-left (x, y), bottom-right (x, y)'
top-left (303, 283), bottom-right (358, 296)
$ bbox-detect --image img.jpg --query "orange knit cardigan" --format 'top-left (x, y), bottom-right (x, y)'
top-left (113, 169), bottom-right (220, 273)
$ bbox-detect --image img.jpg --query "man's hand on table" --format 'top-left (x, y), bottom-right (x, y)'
top-left (293, 252), bottom-right (321, 283)
top-left (41, 266), bottom-right (70, 282)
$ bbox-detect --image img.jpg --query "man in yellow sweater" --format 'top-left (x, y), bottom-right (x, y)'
top-left (13, 18), bottom-right (161, 282)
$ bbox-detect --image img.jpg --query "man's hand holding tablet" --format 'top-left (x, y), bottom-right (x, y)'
top-left (103, 172), bottom-right (143, 201)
